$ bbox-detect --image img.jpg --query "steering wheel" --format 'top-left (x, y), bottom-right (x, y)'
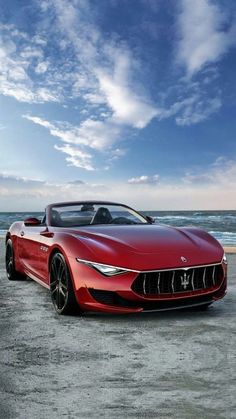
top-left (109, 217), bottom-right (136, 225)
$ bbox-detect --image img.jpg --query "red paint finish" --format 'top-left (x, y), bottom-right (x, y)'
top-left (6, 201), bottom-right (227, 314)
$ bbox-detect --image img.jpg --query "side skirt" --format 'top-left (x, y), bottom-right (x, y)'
top-left (25, 270), bottom-right (50, 290)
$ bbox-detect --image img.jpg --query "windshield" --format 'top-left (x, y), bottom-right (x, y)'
top-left (50, 203), bottom-right (148, 227)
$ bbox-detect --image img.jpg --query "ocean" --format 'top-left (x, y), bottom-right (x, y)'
top-left (0, 210), bottom-right (236, 246)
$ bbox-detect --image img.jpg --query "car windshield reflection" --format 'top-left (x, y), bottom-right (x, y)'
top-left (50, 203), bottom-right (149, 227)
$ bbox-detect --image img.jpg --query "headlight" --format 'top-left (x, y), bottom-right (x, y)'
top-left (222, 253), bottom-right (227, 264)
top-left (76, 258), bottom-right (134, 276)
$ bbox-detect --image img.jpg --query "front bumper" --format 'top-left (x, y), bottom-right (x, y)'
top-left (69, 257), bottom-right (227, 314)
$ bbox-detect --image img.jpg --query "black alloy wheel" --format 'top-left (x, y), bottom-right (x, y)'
top-left (50, 253), bottom-right (79, 315)
top-left (5, 239), bottom-right (23, 280)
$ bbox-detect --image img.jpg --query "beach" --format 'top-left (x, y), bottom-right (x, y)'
top-left (0, 237), bottom-right (236, 418)
top-left (224, 246), bottom-right (236, 254)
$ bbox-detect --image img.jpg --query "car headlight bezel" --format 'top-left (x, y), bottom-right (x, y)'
top-left (76, 258), bottom-right (138, 276)
top-left (222, 253), bottom-right (228, 265)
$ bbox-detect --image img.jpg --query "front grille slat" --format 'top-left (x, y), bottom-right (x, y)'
top-left (191, 269), bottom-right (195, 291)
top-left (157, 272), bottom-right (160, 294)
top-left (212, 266), bottom-right (216, 286)
top-left (202, 268), bottom-right (206, 288)
top-left (171, 271), bottom-right (175, 293)
top-left (132, 264), bottom-right (223, 296)
top-left (143, 273), bottom-right (147, 295)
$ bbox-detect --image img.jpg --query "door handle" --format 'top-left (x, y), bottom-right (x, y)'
top-left (20, 231), bottom-right (25, 237)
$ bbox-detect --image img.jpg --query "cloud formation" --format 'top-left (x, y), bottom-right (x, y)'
top-left (183, 157), bottom-right (236, 186)
top-left (0, 24), bottom-right (60, 103)
top-left (128, 174), bottom-right (159, 184)
top-left (1, 0), bottom-right (235, 177)
top-left (177, 0), bottom-right (236, 75)
top-left (23, 114), bottom-right (122, 170)
top-left (1, 161), bottom-right (236, 211)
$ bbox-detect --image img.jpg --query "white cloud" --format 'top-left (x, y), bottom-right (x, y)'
top-left (74, 118), bottom-right (121, 150)
top-left (0, 25), bottom-right (60, 103)
top-left (1, 164), bottom-right (236, 211)
top-left (177, 0), bottom-right (236, 75)
top-left (1, 0), bottom-right (230, 177)
top-left (42, 0), bottom-right (158, 130)
top-left (18, 0), bottom-right (159, 167)
top-left (20, 46), bottom-right (43, 59)
top-left (23, 113), bottom-right (123, 169)
top-left (128, 174), bottom-right (159, 184)
top-left (110, 148), bottom-right (127, 159)
top-left (97, 69), bottom-right (158, 129)
top-left (183, 157), bottom-right (236, 186)
top-left (54, 144), bottom-right (94, 171)
top-left (35, 61), bottom-right (49, 74)
top-left (23, 115), bottom-right (53, 129)
top-left (83, 92), bottom-right (106, 105)
top-left (23, 114), bottom-right (121, 150)
top-left (95, 50), bottom-right (159, 128)
top-left (175, 96), bottom-right (221, 125)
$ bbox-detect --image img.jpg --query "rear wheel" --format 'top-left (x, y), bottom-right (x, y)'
top-left (50, 252), bottom-right (80, 315)
top-left (5, 239), bottom-right (24, 281)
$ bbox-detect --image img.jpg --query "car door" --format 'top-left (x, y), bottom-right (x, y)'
top-left (36, 228), bottom-right (54, 284)
top-left (18, 219), bottom-right (53, 283)
top-left (18, 223), bottom-right (45, 275)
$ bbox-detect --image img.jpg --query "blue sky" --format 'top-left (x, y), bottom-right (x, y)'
top-left (0, 0), bottom-right (236, 210)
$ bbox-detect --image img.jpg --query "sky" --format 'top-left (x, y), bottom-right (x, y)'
top-left (0, 0), bottom-right (236, 211)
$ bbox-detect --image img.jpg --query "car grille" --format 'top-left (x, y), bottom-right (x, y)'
top-left (131, 264), bottom-right (223, 296)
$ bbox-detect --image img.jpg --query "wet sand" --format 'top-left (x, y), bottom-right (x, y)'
top-left (0, 238), bottom-right (236, 418)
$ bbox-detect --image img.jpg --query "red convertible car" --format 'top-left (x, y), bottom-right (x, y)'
top-left (5, 201), bottom-right (227, 315)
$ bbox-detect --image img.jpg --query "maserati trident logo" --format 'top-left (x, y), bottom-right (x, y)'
top-left (180, 272), bottom-right (190, 290)
top-left (181, 256), bottom-right (187, 263)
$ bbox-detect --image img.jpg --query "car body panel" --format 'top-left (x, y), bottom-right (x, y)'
top-left (6, 201), bottom-right (227, 314)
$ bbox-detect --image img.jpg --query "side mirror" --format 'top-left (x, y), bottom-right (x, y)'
top-left (146, 215), bottom-right (155, 224)
top-left (24, 217), bottom-right (41, 226)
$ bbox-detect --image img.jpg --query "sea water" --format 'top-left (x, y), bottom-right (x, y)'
top-left (0, 210), bottom-right (235, 246)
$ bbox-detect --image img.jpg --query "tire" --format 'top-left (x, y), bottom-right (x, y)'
top-left (5, 239), bottom-right (24, 281)
top-left (50, 252), bottom-right (80, 315)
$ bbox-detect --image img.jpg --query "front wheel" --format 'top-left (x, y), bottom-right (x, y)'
top-left (50, 253), bottom-right (80, 315)
top-left (5, 239), bottom-right (24, 281)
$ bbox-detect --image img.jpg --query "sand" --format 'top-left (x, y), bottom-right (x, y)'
top-left (0, 238), bottom-right (236, 418)
top-left (224, 246), bottom-right (236, 254)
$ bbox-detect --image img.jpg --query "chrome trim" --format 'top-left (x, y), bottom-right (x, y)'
top-left (202, 268), bottom-right (206, 288)
top-left (157, 272), bottom-right (161, 294)
top-left (76, 258), bottom-right (223, 275)
top-left (191, 270), bottom-right (195, 291)
top-left (171, 271), bottom-right (175, 293)
top-left (76, 258), bottom-right (139, 274)
top-left (143, 274), bottom-right (147, 295)
top-left (212, 266), bottom-right (216, 285)
top-left (140, 261), bottom-right (222, 273)
top-left (132, 264), bottom-right (224, 297)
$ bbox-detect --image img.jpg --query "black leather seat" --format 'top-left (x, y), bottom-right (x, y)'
top-left (91, 207), bottom-right (112, 224)
top-left (51, 210), bottom-right (62, 226)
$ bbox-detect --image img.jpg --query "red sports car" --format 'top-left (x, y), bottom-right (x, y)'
top-left (5, 201), bottom-right (227, 315)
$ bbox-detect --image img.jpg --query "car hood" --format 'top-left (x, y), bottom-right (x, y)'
top-left (63, 224), bottom-right (223, 271)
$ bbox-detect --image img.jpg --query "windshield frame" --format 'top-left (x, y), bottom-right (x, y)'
top-left (46, 201), bottom-right (150, 228)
